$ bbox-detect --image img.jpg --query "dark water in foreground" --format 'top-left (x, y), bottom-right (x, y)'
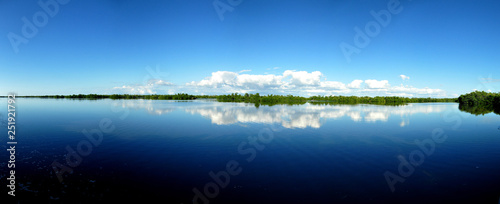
top-left (1, 99), bottom-right (500, 203)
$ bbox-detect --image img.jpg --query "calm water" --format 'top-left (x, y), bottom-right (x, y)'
top-left (1, 99), bottom-right (500, 203)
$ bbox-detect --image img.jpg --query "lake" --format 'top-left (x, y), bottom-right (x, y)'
top-left (1, 99), bottom-right (500, 203)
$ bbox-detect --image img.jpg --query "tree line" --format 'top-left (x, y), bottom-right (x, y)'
top-left (457, 91), bottom-right (500, 115)
top-left (13, 93), bottom-right (459, 106)
top-left (14, 92), bottom-right (500, 115)
top-left (309, 95), bottom-right (456, 104)
top-left (216, 93), bottom-right (456, 106)
top-left (18, 93), bottom-right (197, 100)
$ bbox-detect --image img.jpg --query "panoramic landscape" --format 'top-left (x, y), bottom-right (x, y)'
top-left (1, 0), bottom-right (500, 203)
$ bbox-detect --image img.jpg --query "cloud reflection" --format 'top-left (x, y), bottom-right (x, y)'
top-left (112, 100), bottom-right (176, 115)
top-left (113, 100), bottom-right (449, 129)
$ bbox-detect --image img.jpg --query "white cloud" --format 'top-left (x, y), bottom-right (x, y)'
top-left (113, 85), bottom-right (155, 94)
top-left (320, 81), bottom-right (346, 90)
top-left (114, 79), bottom-right (175, 94)
top-left (387, 85), bottom-right (446, 97)
top-left (187, 71), bottom-right (283, 90)
top-left (236, 74), bottom-right (284, 89)
top-left (185, 70), bottom-right (447, 97)
top-left (347, 80), bottom-right (363, 89)
top-left (365, 79), bottom-right (389, 89)
top-left (399, 75), bottom-right (410, 81)
top-left (187, 71), bottom-right (238, 88)
top-left (283, 70), bottom-right (322, 86)
top-left (239, 70), bottom-right (252, 73)
top-left (148, 79), bottom-right (173, 86)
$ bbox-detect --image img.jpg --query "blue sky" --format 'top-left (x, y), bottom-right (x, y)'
top-left (1, 0), bottom-right (499, 97)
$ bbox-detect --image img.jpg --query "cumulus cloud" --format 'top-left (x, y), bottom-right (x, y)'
top-left (187, 71), bottom-right (284, 90)
top-left (399, 75), bottom-right (410, 81)
top-left (347, 80), bottom-right (363, 89)
top-left (283, 70), bottom-right (322, 86)
top-left (185, 70), bottom-right (447, 97)
top-left (188, 70), bottom-right (326, 90)
top-left (237, 74), bottom-right (284, 89)
top-left (365, 79), bottom-right (389, 89)
top-left (187, 71), bottom-right (238, 88)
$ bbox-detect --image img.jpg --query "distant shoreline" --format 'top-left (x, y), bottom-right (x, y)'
top-left (0, 93), bottom-right (458, 105)
top-left (4, 92), bottom-right (499, 115)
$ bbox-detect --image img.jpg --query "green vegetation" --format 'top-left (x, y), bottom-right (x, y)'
top-left (10, 92), bottom-right (500, 115)
top-left (457, 91), bottom-right (500, 115)
top-left (216, 93), bottom-right (307, 107)
top-left (194, 95), bottom-right (218, 99)
top-left (217, 93), bottom-right (306, 103)
top-left (109, 93), bottom-right (195, 100)
top-left (216, 93), bottom-right (456, 106)
top-left (309, 95), bottom-right (456, 105)
top-left (458, 91), bottom-right (500, 106)
top-left (18, 93), bottom-right (197, 100)
top-left (12, 93), bottom-right (459, 107)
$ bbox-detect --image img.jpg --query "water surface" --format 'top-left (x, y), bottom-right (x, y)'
top-left (1, 99), bottom-right (500, 203)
